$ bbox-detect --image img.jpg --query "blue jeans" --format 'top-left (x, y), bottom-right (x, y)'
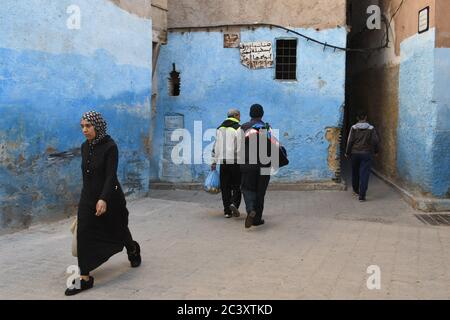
top-left (241, 169), bottom-right (270, 222)
top-left (351, 153), bottom-right (373, 199)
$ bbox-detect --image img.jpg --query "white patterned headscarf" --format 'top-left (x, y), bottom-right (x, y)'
top-left (81, 111), bottom-right (107, 145)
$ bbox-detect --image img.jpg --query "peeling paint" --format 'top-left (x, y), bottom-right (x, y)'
top-left (325, 127), bottom-right (341, 180)
top-left (47, 148), bottom-right (81, 165)
top-left (0, 0), bottom-right (153, 231)
top-left (46, 146), bottom-right (57, 154)
top-left (318, 77), bottom-right (327, 89)
top-left (141, 134), bottom-right (152, 157)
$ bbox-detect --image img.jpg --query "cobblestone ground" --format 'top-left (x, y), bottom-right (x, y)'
top-left (0, 175), bottom-right (449, 300)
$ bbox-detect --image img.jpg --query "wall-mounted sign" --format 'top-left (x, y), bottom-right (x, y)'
top-left (164, 113), bottom-right (184, 130)
top-left (240, 41), bottom-right (274, 69)
top-left (418, 6), bottom-right (430, 34)
top-left (224, 33), bottom-right (240, 48)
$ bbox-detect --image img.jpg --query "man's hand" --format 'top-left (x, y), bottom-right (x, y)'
top-left (95, 200), bottom-right (107, 216)
top-left (344, 154), bottom-right (349, 159)
top-left (211, 163), bottom-right (217, 171)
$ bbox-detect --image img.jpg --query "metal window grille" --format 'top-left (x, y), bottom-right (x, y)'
top-left (276, 39), bottom-right (297, 80)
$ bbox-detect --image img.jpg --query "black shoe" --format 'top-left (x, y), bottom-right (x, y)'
top-left (224, 213), bottom-right (232, 218)
top-left (230, 204), bottom-right (240, 217)
top-left (253, 219), bottom-right (265, 226)
top-left (245, 211), bottom-right (256, 229)
top-left (65, 276), bottom-right (94, 296)
top-left (127, 241), bottom-right (141, 268)
top-left (359, 197), bottom-right (366, 202)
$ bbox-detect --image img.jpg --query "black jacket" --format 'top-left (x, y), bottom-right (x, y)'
top-left (80, 136), bottom-right (124, 205)
top-left (240, 119), bottom-right (271, 172)
top-left (239, 119), bottom-right (288, 171)
top-left (345, 121), bottom-right (380, 155)
top-left (218, 118), bottom-right (241, 131)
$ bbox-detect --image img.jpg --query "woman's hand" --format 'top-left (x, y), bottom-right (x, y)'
top-left (95, 200), bottom-right (107, 216)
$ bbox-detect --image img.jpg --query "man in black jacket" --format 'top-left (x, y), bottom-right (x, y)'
top-left (239, 104), bottom-right (272, 228)
top-left (345, 112), bottom-right (380, 202)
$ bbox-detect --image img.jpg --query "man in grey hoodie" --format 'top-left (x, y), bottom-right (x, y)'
top-left (345, 112), bottom-right (380, 202)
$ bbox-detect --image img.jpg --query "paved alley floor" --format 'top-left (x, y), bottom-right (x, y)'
top-left (0, 175), bottom-right (449, 300)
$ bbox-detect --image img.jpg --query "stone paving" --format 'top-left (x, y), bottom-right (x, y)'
top-left (0, 175), bottom-right (449, 300)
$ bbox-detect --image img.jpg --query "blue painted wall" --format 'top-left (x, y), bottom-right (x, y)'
top-left (398, 29), bottom-right (436, 195)
top-left (0, 0), bottom-right (152, 229)
top-left (398, 28), bottom-right (450, 198)
top-left (432, 48), bottom-right (450, 197)
top-left (153, 27), bottom-right (347, 183)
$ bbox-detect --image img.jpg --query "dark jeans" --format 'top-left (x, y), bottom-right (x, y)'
top-left (351, 153), bottom-right (373, 199)
top-left (241, 168), bottom-right (271, 223)
top-left (220, 164), bottom-right (242, 214)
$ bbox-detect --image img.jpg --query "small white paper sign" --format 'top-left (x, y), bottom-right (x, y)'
top-left (418, 7), bottom-right (429, 33)
top-left (240, 41), bottom-right (274, 69)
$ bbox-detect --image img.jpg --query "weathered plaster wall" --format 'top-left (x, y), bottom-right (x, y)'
top-left (153, 27), bottom-right (347, 184)
top-left (108, 0), bottom-right (167, 43)
top-left (397, 28), bottom-right (449, 198)
top-left (168, 0), bottom-right (347, 30)
top-left (348, 0), bottom-right (435, 70)
top-left (0, 0), bottom-right (153, 230)
top-left (432, 48), bottom-right (450, 197)
top-left (348, 0), bottom-right (449, 199)
top-left (108, 0), bottom-right (152, 18)
top-left (436, 0), bottom-right (450, 48)
top-left (389, 0), bottom-right (435, 55)
top-left (397, 29), bottom-right (436, 195)
top-left (151, 0), bottom-right (168, 43)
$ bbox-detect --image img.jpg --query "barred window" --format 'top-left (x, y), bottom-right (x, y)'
top-left (275, 39), bottom-right (297, 80)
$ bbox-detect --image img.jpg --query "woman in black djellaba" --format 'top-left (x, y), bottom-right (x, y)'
top-left (65, 111), bottom-right (141, 296)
